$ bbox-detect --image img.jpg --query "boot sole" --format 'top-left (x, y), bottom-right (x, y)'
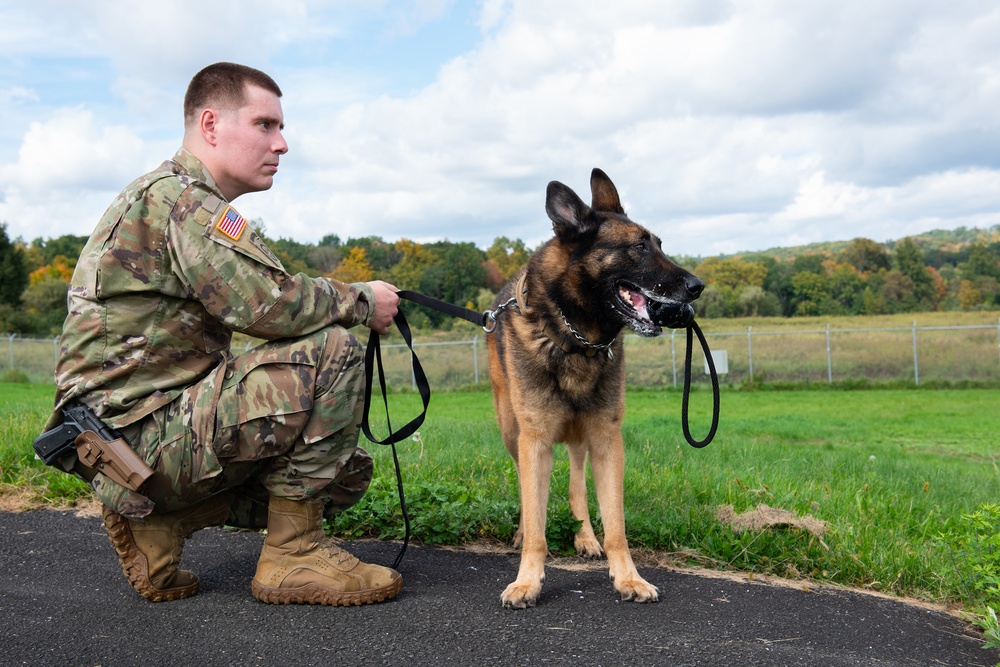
top-left (101, 508), bottom-right (199, 602)
top-left (251, 574), bottom-right (403, 606)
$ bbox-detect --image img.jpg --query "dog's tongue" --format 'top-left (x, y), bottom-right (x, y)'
top-left (628, 289), bottom-right (649, 320)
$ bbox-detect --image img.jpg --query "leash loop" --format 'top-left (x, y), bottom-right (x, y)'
top-left (680, 320), bottom-right (720, 448)
top-left (361, 307), bottom-right (431, 570)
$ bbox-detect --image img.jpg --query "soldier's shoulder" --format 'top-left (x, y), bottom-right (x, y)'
top-left (118, 159), bottom-right (215, 206)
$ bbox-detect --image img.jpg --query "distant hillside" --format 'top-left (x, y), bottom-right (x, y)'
top-left (731, 224), bottom-right (1000, 262)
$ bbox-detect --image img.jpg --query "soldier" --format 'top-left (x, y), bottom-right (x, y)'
top-left (46, 62), bottom-right (403, 606)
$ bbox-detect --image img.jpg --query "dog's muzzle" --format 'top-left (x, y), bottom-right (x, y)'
top-left (649, 301), bottom-right (696, 329)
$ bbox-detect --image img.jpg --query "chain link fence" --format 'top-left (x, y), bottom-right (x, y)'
top-left (7, 320), bottom-right (999, 389)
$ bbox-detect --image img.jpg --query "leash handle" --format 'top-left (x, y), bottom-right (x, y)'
top-left (361, 306), bottom-right (431, 570)
top-left (681, 321), bottom-right (720, 448)
top-left (361, 308), bottom-right (431, 445)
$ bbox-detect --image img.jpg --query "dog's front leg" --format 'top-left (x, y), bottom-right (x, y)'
top-left (567, 444), bottom-right (603, 558)
top-left (501, 433), bottom-right (554, 609)
top-left (588, 431), bottom-right (659, 603)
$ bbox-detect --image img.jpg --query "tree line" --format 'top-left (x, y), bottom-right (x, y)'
top-left (1, 221), bottom-right (998, 337)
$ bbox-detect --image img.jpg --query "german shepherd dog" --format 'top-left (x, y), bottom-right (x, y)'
top-left (487, 169), bottom-right (704, 608)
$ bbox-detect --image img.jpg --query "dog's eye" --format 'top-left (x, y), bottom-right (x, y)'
top-left (633, 242), bottom-right (647, 252)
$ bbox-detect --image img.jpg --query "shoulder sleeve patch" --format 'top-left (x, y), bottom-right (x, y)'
top-left (216, 206), bottom-right (248, 241)
top-left (205, 205), bottom-right (285, 272)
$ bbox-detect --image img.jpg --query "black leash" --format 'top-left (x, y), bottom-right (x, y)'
top-left (361, 290), bottom-right (719, 568)
top-left (681, 321), bottom-right (720, 448)
top-left (359, 291), bottom-right (483, 569)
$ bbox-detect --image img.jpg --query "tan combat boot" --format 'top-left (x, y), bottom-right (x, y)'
top-left (101, 492), bottom-right (232, 602)
top-left (251, 496), bottom-right (402, 606)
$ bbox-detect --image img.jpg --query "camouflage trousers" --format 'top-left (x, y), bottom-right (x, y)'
top-left (123, 325), bottom-right (372, 529)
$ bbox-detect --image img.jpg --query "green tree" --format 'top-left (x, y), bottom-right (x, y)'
top-left (308, 245), bottom-right (341, 275)
top-left (792, 254), bottom-right (826, 275)
top-left (759, 257), bottom-right (795, 316)
top-left (880, 269), bottom-right (916, 312)
top-left (21, 276), bottom-right (70, 335)
top-left (828, 265), bottom-right (865, 314)
top-left (961, 243), bottom-right (1000, 281)
top-left (270, 237), bottom-right (318, 275)
top-left (437, 242), bottom-right (486, 308)
top-left (0, 223), bottom-right (28, 306)
top-left (892, 238), bottom-right (935, 309)
top-left (957, 279), bottom-right (982, 310)
top-left (736, 285), bottom-right (782, 317)
top-left (486, 237), bottom-right (531, 282)
top-left (342, 236), bottom-right (400, 274)
top-left (840, 238), bottom-right (891, 274)
top-left (28, 234), bottom-right (88, 270)
top-left (695, 285), bottom-right (727, 318)
top-left (694, 257), bottom-right (767, 290)
top-left (791, 271), bottom-right (836, 316)
top-left (389, 239), bottom-right (440, 292)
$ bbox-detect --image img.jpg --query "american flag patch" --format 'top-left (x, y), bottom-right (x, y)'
top-left (217, 207), bottom-right (247, 241)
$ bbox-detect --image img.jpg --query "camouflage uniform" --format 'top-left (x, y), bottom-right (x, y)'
top-left (50, 148), bottom-right (376, 526)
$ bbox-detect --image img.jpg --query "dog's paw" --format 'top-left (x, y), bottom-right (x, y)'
top-left (574, 534), bottom-right (604, 559)
top-left (616, 578), bottom-right (660, 604)
top-left (501, 581), bottom-right (541, 609)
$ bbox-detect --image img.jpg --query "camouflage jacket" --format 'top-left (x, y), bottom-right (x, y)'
top-left (49, 148), bottom-right (375, 429)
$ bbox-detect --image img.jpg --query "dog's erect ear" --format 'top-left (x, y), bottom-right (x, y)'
top-left (590, 168), bottom-right (625, 214)
top-left (546, 181), bottom-right (594, 239)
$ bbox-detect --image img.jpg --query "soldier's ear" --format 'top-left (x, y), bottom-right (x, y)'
top-left (199, 109), bottom-right (220, 146)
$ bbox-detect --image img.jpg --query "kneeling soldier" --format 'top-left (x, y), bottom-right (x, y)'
top-left (41, 62), bottom-right (402, 605)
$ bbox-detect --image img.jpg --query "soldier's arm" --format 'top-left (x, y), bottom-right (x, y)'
top-left (169, 187), bottom-right (378, 338)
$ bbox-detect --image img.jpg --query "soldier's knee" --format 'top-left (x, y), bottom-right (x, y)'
top-left (315, 325), bottom-right (365, 385)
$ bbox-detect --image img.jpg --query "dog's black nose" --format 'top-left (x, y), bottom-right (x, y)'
top-left (686, 275), bottom-right (705, 299)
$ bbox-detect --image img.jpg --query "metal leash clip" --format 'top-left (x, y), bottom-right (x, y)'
top-left (482, 297), bottom-right (517, 334)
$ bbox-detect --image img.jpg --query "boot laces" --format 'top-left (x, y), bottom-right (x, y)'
top-left (321, 539), bottom-right (354, 566)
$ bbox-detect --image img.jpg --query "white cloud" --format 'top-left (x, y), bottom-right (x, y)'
top-left (1, 109), bottom-right (146, 192)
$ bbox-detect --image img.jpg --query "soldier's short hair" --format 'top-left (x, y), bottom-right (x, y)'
top-left (184, 62), bottom-right (282, 125)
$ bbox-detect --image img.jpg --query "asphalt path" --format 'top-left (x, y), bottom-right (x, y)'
top-left (1, 509), bottom-right (994, 667)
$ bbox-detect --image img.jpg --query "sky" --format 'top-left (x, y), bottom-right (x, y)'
top-left (1, 0), bottom-right (999, 258)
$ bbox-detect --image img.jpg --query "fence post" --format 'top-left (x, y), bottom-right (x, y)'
top-left (7, 333), bottom-right (16, 371)
top-left (912, 320), bottom-right (919, 386)
top-left (826, 323), bottom-right (832, 384)
top-left (473, 335), bottom-right (479, 385)
top-left (747, 326), bottom-right (753, 383)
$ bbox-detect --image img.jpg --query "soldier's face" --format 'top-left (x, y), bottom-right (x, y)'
top-left (213, 84), bottom-right (288, 201)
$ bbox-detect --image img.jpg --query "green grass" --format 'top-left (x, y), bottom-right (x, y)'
top-left (3, 382), bottom-right (999, 614)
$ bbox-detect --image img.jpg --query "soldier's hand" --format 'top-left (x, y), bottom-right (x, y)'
top-left (366, 281), bottom-right (399, 335)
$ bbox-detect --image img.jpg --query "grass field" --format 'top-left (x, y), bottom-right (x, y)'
top-left (3, 380), bottom-right (998, 620)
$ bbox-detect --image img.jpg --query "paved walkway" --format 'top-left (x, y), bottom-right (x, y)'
top-left (1, 509), bottom-right (994, 666)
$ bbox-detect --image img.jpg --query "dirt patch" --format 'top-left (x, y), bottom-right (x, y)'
top-left (0, 490), bottom-right (100, 517)
top-left (716, 503), bottom-right (827, 540)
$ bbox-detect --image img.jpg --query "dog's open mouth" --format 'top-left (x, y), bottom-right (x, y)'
top-left (616, 283), bottom-right (695, 335)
